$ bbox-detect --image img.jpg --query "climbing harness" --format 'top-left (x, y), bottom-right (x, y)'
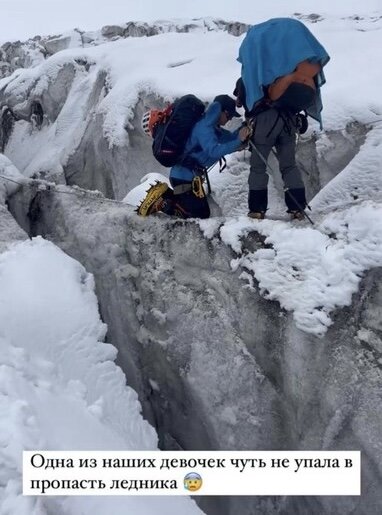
top-left (191, 176), bottom-right (205, 199)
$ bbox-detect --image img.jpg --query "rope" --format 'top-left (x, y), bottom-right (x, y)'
top-left (0, 174), bottom-right (124, 206)
top-left (0, 175), bottom-right (26, 187)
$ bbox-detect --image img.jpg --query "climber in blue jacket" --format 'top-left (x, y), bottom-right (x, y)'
top-left (144, 95), bottom-right (250, 219)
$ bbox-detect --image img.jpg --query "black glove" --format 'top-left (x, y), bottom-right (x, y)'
top-left (296, 113), bottom-right (308, 134)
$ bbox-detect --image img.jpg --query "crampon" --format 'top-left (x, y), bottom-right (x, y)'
top-left (136, 181), bottom-right (169, 216)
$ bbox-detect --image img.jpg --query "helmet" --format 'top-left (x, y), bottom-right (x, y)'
top-left (141, 109), bottom-right (164, 137)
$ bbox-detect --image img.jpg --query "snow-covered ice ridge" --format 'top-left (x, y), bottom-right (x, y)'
top-left (1, 12), bottom-right (381, 78)
top-left (0, 18), bottom-right (249, 78)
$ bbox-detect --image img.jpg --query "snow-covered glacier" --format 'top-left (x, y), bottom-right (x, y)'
top-left (1, 12), bottom-right (382, 515)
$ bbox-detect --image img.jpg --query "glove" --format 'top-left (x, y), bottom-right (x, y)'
top-left (296, 113), bottom-right (308, 134)
top-left (238, 126), bottom-right (251, 142)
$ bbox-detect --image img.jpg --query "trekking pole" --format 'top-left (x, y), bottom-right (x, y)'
top-left (270, 145), bottom-right (311, 181)
top-left (248, 139), bottom-right (314, 225)
top-left (365, 117), bottom-right (382, 125)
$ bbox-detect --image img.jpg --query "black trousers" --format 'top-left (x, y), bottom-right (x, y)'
top-left (249, 108), bottom-right (306, 212)
top-left (161, 178), bottom-right (210, 219)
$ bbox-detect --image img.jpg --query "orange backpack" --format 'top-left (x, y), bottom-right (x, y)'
top-left (267, 60), bottom-right (321, 112)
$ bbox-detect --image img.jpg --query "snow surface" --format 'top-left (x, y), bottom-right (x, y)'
top-left (0, 154), bottom-right (27, 202)
top-left (220, 202), bottom-right (382, 336)
top-left (123, 172), bottom-right (172, 208)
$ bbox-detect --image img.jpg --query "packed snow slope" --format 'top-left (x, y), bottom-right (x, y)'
top-left (1, 8), bottom-right (382, 515)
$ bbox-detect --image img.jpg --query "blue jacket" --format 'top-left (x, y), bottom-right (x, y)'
top-left (170, 101), bottom-right (242, 182)
top-left (238, 18), bottom-right (330, 125)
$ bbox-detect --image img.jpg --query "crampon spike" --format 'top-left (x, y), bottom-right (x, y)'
top-left (136, 182), bottom-right (169, 216)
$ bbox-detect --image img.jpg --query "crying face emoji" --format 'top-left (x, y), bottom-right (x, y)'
top-left (184, 472), bottom-right (203, 492)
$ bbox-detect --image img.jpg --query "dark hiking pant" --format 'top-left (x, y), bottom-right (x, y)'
top-left (160, 178), bottom-right (210, 219)
top-left (248, 108), bottom-right (306, 213)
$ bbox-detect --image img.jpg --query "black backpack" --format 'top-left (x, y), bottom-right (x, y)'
top-left (152, 94), bottom-right (205, 167)
top-left (267, 61), bottom-right (321, 114)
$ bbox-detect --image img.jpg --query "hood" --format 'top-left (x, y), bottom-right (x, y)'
top-left (202, 101), bottom-right (222, 126)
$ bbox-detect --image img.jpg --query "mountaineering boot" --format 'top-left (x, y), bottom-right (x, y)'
top-left (248, 189), bottom-right (268, 213)
top-left (289, 210), bottom-right (305, 221)
top-left (136, 181), bottom-right (169, 216)
top-left (284, 188), bottom-right (306, 212)
top-left (248, 211), bottom-right (265, 220)
top-left (285, 187), bottom-right (307, 221)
